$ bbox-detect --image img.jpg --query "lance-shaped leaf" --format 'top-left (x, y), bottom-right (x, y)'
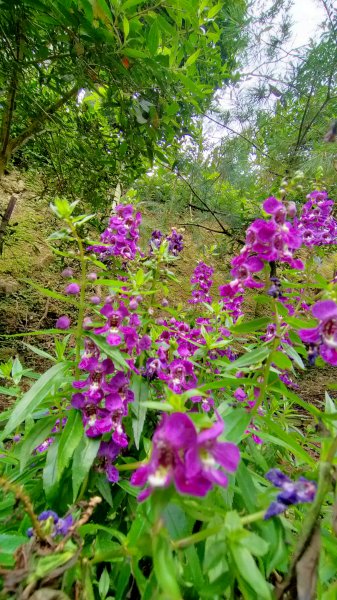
top-left (1, 361), bottom-right (71, 440)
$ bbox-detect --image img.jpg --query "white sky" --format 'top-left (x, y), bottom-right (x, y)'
top-left (291, 0), bottom-right (326, 46)
top-left (204, 0), bottom-right (328, 145)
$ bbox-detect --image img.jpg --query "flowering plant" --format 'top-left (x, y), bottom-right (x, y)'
top-left (0, 187), bottom-right (337, 599)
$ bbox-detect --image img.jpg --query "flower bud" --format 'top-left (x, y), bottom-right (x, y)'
top-left (56, 315), bottom-right (71, 329)
top-left (65, 283), bottom-right (80, 295)
top-left (87, 272), bottom-right (97, 282)
top-left (129, 299), bottom-right (138, 310)
top-left (61, 267), bottom-right (73, 278)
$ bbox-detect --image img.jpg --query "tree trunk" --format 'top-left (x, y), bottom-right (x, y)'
top-left (0, 195), bottom-right (17, 255)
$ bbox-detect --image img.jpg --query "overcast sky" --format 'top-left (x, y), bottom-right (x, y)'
top-left (204, 0), bottom-right (327, 145)
top-left (291, 0), bottom-right (326, 46)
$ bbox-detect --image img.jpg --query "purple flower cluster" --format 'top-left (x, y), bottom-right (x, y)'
top-left (72, 342), bottom-right (133, 444)
top-left (218, 280), bottom-right (244, 323)
top-left (149, 228), bottom-right (184, 256)
top-left (131, 412), bottom-right (240, 501)
top-left (234, 197), bottom-right (303, 284)
top-left (299, 299), bottom-right (337, 366)
top-left (218, 197), bottom-right (303, 321)
top-left (295, 190), bottom-right (337, 246)
top-left (27, 510), bottom-right (73, 538)
top-left (189, 261), bottom-right (214, 304)
top-left (94, 300), bottom-right (150, 357)
top-left (88, 204), bottom-right (141, 261)
top-left (34, 417), bottom-right (67, 454)
top-left (264, 469), bottom-right (316, 519)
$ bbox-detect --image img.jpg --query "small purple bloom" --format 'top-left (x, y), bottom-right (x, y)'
top-left (264, 469), bottom-right (317, 520)
top-left (167, 228), bottom-right (184, 255)
top-left (56, 315), bottom-right (71, 330)
top-left (61, 267), bottom-right (73, 278)
top-left (87, 272), bottom-right (98, 282)
top-left (65, 283), bottom-right (80, 295)
top-left (131, 412), bottom-right (240, 501)
top-left (299, 299), bottom-right (337, 366)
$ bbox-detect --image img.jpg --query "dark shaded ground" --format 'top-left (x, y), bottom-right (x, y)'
top-left (297, 364), bottom-right (336, 408)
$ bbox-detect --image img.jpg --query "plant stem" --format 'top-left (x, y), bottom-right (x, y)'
top-left (172, 510), bottom-right (266, 550)
top-left (116, 460), bottom-right (145, 471)
top-left (69, 224), bottom-right (87, 370)
top-left (276, 433), bottom-right (337, 598)
top-left (0, 476), bottom-right (47, 540)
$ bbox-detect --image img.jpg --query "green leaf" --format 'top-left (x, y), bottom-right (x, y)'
top-left (43, 439), bottom-right (60, 501)
top-left (153, 533), bottom-right (181, 600)
top-left (21, 280), bottom-right (79, 305)
top-left (21, 342), bottom-right (56, 362)
top-left (131, 375), bottom-right (148, 449)
top-left (0, 533), bottom-right (27, 555)
top-left (148, 20), bottom-right (160, 55)
top-left (19, 415), bottom-right (56, 471)
top-left (11, 356), bottom-right (23, 384)
top-left (35, 551), bottom-right (75, 579)
top-left (122, 0), bottom-right (145, 9)
top-left (230, 544), bottom-right (272, 599)
top-left (99, 567), bottom-right (110, 600)
top-left (220, 408), bottom-right (252, 443)
top-left (207, 2), bottom-right (222, 19)
top-left (231, 317), bottom-right (270, 334)
top-left (162, 504), bottom-right (192, 540)
top-left (123, 15), bottom-right (129, 39)
top-left (271, 351), bottom-right (293, 370)
top-left (259, 419), bottom-right (316, 465)
top-left (1, 362), bottom-right (70, 440)
top-left (72, 436), bottom-right (100, 501)
top-left (229, 346), bottom-right (269, 369)
top-left (283, 344), bottom-right (305, 369)
top-left (185, 49), bottom-right (201, 67)
top-left (57, 410), bottom-right (84, 479)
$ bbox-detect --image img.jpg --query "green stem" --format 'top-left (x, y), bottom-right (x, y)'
top-left (277, 433), bottom-right (337, 598)
top-left (0, 476), bottom-right (47, 540)
top-left (252, 301), bottom-right (279, 416)
top-left (172, 526), bottom-right (219, 550)
top-left (116, 460), bottom-right (145, 471)
top-left (69, 223), bottom-right (87, 370)
top-left (240, 510), bottom-right (266, 526)
top-left (172, 510), bottom-right (266, 550)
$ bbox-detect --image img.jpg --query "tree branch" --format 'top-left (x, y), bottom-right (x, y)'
top-left (203, 113), bottom-right (283, 177)
top-left (8, 84), bottom-right (78, 155)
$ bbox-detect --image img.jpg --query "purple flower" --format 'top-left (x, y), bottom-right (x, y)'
top-left (28, 511), bottom-right (73, 538)
top-left (299, 299), bottom-right (337, 366)
top-left (131, 413), bottom-right (197, 501)
top-left (55, 514), bottom-right (73, 536)
top-left (158, 359), bottom-right (198, 394)
top-left (97, 440), bottom-right (121, 482)
top-left (149, 230), bottom-right (164, 250)
top-left (295, 190), bottom-right (337, 247)
top-left (38, 510), bottom-right (59, 523)
top-left (264, 469), bottom-right (317, 519)
top-left (56, 315), bottom-right (71, 330)
top-left (90, 295), bottom-right (101, 305)
top-left (65, 283), bottom-right (80, 295)
top-left (131, 412), bottom-right (240, 501)
top-left (61, 267), bottom-right (73, 278)
top-left (87, 203), bottom-right (141, 261)
top-left (87, 272), bottom-right (97, 282)
top-left (185, 412), bottom-right (240, 490)
top-left (189, 262), bottom-right (214, 304)
top-left (34, 437), bottom-right (54, 454)
top-left (167, 228), bottom-right (184, 255)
